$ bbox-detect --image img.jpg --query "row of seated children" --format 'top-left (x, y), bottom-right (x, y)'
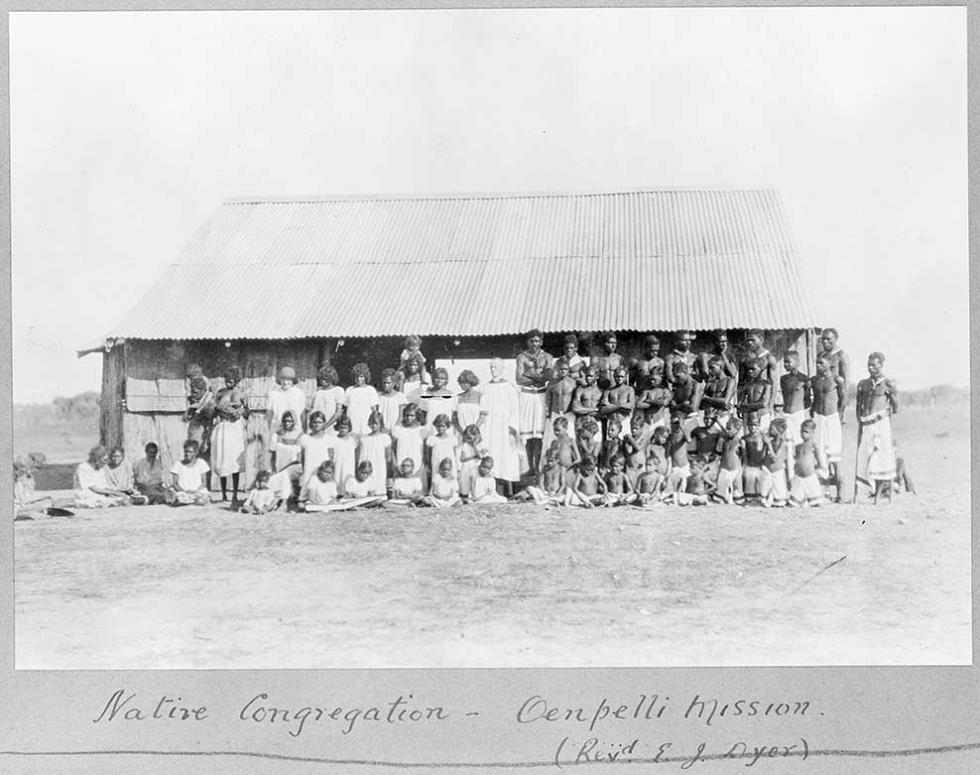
top-left (514, 406), bottom-right (832, 508)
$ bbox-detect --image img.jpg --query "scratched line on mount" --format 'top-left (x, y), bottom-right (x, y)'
top-left (2, 740), bottom-right (980, 766)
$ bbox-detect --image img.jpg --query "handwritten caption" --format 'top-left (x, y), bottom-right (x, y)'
top-left (92, 690), bottom-right (814, 768)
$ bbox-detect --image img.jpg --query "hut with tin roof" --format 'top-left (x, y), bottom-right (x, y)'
top-left (81, 188), bottom-right (822, 481)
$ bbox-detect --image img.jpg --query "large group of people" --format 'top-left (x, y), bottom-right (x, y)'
top-left (56, 328), bottom-right (907, 514)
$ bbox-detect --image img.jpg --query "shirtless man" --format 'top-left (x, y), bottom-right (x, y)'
top-left (855, 351), bottom-right (898, 504)
top-left (635, 372), bottom-right (673, 430)
top-left (631, 334), bottom-right (665, 390)
top-left (515, 329), bottom-right (555, 477)
top-left (545, 360), bottom-right (578, 435)
top-left (820, 327), bottom-right (851, 402)
top-left (664, 412), bottom-right (693, 493)
top-left (697, 330), bottom-right (739, 383)
top-left (739, 330), bottom-right (779, 407)
top-left (778, 351), bottom-right (812, 445)
top-left (665, 330), bottom-right (699, 385)
top-left (558, 333), bottom-right (587, 386)
top-left (700, 355), bottom-right (737, 422)
top-left (599, 365), bottom-right (635, 437)
top-left (571, 365), bottom-right (603, 433)
top-left (669, 361), bottom-right (704, 444)
top-left (737, 359), bottom-right (773, 432)
top-left (591, 331), bottom-right (625, 391)
top-left (810, 354), bottom-right (845, 500)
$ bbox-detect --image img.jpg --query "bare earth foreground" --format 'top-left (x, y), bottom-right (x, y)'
top-left (14, 404), bottom-right (970, 668)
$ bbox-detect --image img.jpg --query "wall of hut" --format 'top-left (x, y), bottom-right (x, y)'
top-left (101, 328), bottom-right (817, 488)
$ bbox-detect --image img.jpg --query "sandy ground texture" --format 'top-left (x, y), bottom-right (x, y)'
top-left (13, 404), bottom-right (970, 668)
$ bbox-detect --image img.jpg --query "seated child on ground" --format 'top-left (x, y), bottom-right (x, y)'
top-left (471, 457), bottom-right (508, 504)
top-left (515, 446), bottom-right (567, 506)
top-left (789, 419), bottom-right (827, 507)
top-left (165, 440), bottom-right (211, 506)
top-left (637, 433), bottom-right (670, 505)
top-left (240, 470), bottom-right (282, 514)
top-left (425, 458), bottom-right (462, 508)
top-left (892, 445), bottom-right (916, 495)
top-left (691, 406), bottom-right (723, 487)
top-left (663, 455), bottom-right (709, 506)
top-left (134, 442), bottom-right (167, 504)
top-left (389, 458), bottom-right (426, 506)
top-left (604, 454), bottom-right (637, 505)
top-left (343, 461), bottom-right (387, 507)
top-left (301, 460), bottom-right (340, 512)
top-left (566, 455), bottom-right (608, 508)
top-left (14, 457), bottom-right (52, 519)
top-left (105, 446), bottom-right (147, 505)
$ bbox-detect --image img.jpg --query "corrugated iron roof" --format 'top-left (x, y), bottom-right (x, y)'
top-left (103, 189), bottom-right (820, 342)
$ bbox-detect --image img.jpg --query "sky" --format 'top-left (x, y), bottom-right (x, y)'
top-left (9, 7), bottom-right (968, 404)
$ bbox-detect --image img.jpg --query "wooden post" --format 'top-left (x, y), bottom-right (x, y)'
top-left (99, 342), bottom-right (126, 450)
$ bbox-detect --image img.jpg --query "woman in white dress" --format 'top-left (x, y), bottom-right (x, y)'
top-left (417, 367), bottom-right (456, 438)
top-left (211, 365), bottom-right (249, 507)
top-left (344, 362), bottom-right (380, 439)
top-left (299, 411), bottom-right (336, 488)
top-left (479, 358), bottom-right (522, 494)
top-left (453, 369), bottom-right (486, 438)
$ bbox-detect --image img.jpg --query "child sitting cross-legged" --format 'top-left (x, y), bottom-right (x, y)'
top-left (239, 470), bottom-right (282, 514)
top-left (471, 457), bottom-right (508, 504)
top-left (604, 454), bottom-right (638, 505)
top-left (389, 458), bottom-right (426, 506)
top-left (343, 460), bottom-right (387, 507)
top-left (301, 460), bottom-right (340, 512)
top-left (565, 455), bottom-right (608, 508)
top-left (165, 440), bottom-right (211, 506)
top-left (425, 458), bottom-right (462, 508)
top-left (662, 455), bottom-right (709, 506)
top-left (514, 445), bottom-right (567, 506)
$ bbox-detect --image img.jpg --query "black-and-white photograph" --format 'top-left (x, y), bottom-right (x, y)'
top-left (11, 8), bottom-right (968, 668)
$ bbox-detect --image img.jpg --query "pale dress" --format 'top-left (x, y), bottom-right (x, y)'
top-left (299, 433), bottom-right (335, 487)
top-left (480, 380), bottom-right (522, 482)
top-left (302, 477), bottom-right (339, 508)
top-left (418, 390), bottom-right (456, 437)
top-left (344, 385), bottom-right (380, 437)
top-left (310, 386), bottom-right (346, 429)
top-left (358, 432), bottom-right (392, 495)
top-left (378, 392), bottom-right (408, 434)
top-left (391, 424), bottom-right (426, 475)
top-left (426, 433), bottom-right (458, 477)
top-left (457, 441), bottom-right (489, 497)
top-left (472, 474), bottom-right (506, 503)
top-left (455, 396), bottom-right (485, 435)
top-left (332, 435), bottom-right (358, 496)
top-left (267, 386), bottom-right (307, 433)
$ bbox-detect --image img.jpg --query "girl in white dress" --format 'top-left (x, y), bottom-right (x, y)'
top-left (344, 362), bottom-right (380, 438)
top-left (457, 424), bottom-right (490, 500)
top-left (425, 458), bottom-right (461, 507)
top-left (310, 364), bottom-right (346, 433)
top-left (378, 368), bottom-right (408, 434)
top-left (453, 369), bottom-right (486, 438)
top-left (417, 367), bottom-right (456, 438)
top-left (211, 365), bottom-right (249, 506)
top-left (357, 410), bottom-right (392, 497)
top-left (299, 411), bottom-right (335, 488)
top-left (390, 403), bottom-right (426, 490)
top-left (332, 416), bottom-right (358, 497)
top-left (424, 414), bottom-right (457, 490)
top-left (300, 460), bottom-right (340, 512)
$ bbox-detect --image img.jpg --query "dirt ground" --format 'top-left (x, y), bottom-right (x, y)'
top-left (13, 403), bottom-right (970, 668)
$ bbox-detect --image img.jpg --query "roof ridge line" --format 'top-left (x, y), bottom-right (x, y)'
top-left (223, 187), bottom-right (781, 205)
